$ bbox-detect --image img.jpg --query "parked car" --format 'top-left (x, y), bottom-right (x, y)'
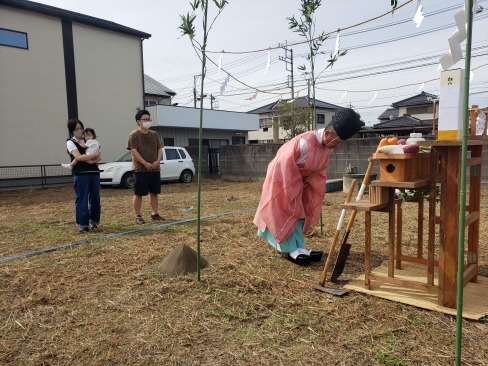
top-left (99, 147), bottom-right (195, 188)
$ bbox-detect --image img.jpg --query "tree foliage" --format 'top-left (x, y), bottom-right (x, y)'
top-left (273, 100), bottom-right (310, 138)
top-left (287, 0), bottom-right (347, 132)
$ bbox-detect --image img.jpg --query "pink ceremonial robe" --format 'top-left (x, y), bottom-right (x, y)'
top-left (253, 131), bottom-right (331, 243)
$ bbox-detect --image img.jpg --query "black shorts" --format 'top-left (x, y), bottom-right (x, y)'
top-left (133, 171), bottom-right (161, 196)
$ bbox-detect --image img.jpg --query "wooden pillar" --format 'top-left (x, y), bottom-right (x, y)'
top-left (396, 200), bottom-right (403, 270)
top-left (365, 211), bottom-right (371, 290)
top-left (388, 188), bottom-right (395, 278)
top-left (417, 199), bottom-right (424, 259)
top-left (467, 145), bottom-right (481, 283)
top-left (438, 146), bottom-right (460, 308)
top-left (427, 150), bottom-right (438, 286)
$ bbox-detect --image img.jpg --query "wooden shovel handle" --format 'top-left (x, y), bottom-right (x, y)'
top-left (343, 159), bottom-right (375, 232)
top-left (330, 159), bottom-right (377, 282)
top-left (320, 179), bottom-right (357, 284)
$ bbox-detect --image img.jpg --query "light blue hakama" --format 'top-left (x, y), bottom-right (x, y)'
top-left (258, 219), bottom-right (305, 253)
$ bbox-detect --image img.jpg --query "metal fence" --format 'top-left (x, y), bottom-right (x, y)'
top-left (0, 165), bottom-right (73, 190)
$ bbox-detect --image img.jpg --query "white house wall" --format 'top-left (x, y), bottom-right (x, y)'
top-left (248, 129), bottom-right (288, 141)
top-left (73, 23), bottom-right (144, 162)
top-left (248, 108), bottom-right (336, 142)
top-left (0, 7), bottom-right (68, 166)
top-left (151, 105), bottom-right (258, 131)
top-left (398, 106), bottom-right (438, 121)
top-left (151, 126), bottom-right (247, 147)
top-left (0, 6), bottom-right (145, 166)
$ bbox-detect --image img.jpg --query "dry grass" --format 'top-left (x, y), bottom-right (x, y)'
top-left (1, 180), bottom-right (487, 366)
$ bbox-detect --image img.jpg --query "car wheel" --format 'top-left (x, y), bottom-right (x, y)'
top-left (179, 169), bottom-right (193, 183)
top-left (121, 172), bottom-right (135, 189)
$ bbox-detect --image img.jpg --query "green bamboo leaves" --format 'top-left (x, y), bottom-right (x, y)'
top-left (179, 0), bottom-right (228, 41)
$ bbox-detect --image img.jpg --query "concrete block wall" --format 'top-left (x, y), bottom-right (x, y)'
top-left (218, 138), bottom-right (384, 181)
top-left (189, 138), bottom-right (488, 183)
top-left (219, 144), bottom-right (282, 181)
top-left (184, 146), bottom-right (209, 177)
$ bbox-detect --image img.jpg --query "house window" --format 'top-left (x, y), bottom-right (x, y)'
top-left (188, 138), bottom-right (209, 147)
top-left (210, 139), bottom-right (228, 148)
top-left (0, 28), bottom-right (28, 49)
top-left (163, 137), bottom-right (174, 146)
top-left (406, 105), bottom-right (432, 115)
top-left (145, 100), bottom-right (157, 107)
top-left (259, 118), bottom-right (272, 129)
top-left (232, 136), bottom-right (245, 145)
top-left (316, 113), bottom-right (325, 124)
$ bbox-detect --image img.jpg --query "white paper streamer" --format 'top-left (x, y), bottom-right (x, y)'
top-left (246, 91), bottom-right (258, 100)
top-left (454, 10), bottom-right (467, 42)
top-left (438, 9), bottom-right (466, 70)
top-left (220, 74), bottom-right (230, 95)
top-left (413, 2), bottom-right (424, 28)
top-left (448, 30), bottom-right (463, 64)
top-left (218, 53), bottom-right (223, 75)
top-left (470, 71), bottom-right (474, 81)
top-left (339, 91), bottom-right (347, 102)
top-left (332, 32), bottom-right (340, 59)
top-left (418, 82), bottom-right (424, 90)
top-left (367, 91), bottom-right (377, 105)
top-left (440, 52), bottom-right (454, 71)
top-left (264, 50), bottom-right (271, 74)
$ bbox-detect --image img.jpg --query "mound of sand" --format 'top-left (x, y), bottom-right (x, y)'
top-left (147, 244), bottom-right (209, 276)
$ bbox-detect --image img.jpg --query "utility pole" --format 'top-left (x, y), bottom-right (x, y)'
top-left (279, 42), bottom-right (294, 98)
top-left (427, 97), bottom-right (439, 135)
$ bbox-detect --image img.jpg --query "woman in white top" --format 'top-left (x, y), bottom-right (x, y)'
top-left (65, 119), bottom-right (101, 233)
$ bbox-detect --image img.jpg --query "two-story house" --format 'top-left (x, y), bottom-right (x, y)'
top-left (247, 96), bottom-right (342, 143)
top-left (372, 91), bottom-right (439, 137)
top-left (0, 0), bottom-right (151, 164)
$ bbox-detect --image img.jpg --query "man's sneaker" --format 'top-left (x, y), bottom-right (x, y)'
top-left (61, 163), bottom-right (73, 170)
top-left (135, 216), bottom-right (145, 225)
top-left (151, 213), bottom-right (165, 221)
top-left (89, 224), bottom-right (99, 231)
top-left (78, 227), bottom-right (89, 233)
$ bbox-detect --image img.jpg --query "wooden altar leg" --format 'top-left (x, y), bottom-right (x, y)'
top-left (427, 150), bottom-right (438, 286)
top-left (365, 211), bottom-right (371, 290)
top-left (396, 200), bottom-right (402, 270)
top-left (417, 200), bottom-right (424, 259)
top-left (388, 188), bottom-right (395, 278)
top-left (438, 146), bottom-right (460, 308)
top-left (467, 145), bottom-right (481, 283)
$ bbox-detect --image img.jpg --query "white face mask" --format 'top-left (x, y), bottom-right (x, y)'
top-left (142, 121), bottom-right (152, 129)
top-left (73, 130), bottom-right (83, 138)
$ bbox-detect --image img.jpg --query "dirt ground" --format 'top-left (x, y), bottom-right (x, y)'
top-left (1, 179), bottom-right (487, 366)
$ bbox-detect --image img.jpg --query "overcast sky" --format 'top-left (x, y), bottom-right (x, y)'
top-left (33, 0), bottom-right (488, 125)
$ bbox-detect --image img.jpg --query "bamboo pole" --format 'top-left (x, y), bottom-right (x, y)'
top-left (455, 1), bottom-right (473, 364)
top-left (196, 1), bottom-right (210, 281)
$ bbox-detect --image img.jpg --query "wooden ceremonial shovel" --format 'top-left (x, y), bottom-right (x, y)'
top-left (314, 178), bottom-right (356, 294)
top-left (330, 159), bottom-right (375, 282)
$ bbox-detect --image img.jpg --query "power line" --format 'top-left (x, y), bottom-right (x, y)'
top-left (166, 3), bottom-right (487, 95)
top-left (168, 2), bottom-right (488, 112)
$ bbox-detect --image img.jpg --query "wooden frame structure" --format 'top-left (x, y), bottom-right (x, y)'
top-left (342, 131), bottom-right (486, 308)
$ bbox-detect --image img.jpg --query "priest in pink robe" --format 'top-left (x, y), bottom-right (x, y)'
top-left (253, 108), bottom-right (362, 266)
